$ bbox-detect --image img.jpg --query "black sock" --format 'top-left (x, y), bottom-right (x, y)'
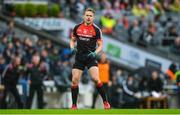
top-left (71, 85), bottom-right (79, 105)
top-left (96, 83), bottom-right (107, 102)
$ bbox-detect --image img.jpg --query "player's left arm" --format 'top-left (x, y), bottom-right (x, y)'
top-left (95, 39), bottom-right (103, 54)
top-left (95, 27), bottom-right (103, 54)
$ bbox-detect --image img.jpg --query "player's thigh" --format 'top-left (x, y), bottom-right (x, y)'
top-left (72, 68), bottom-right (83, 81)
top-left (88, 66), bottom-right (100, 82)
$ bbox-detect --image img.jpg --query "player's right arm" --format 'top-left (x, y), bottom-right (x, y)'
top-left (70, 35), bottom-right (76, 49)
top-left (70, 25), bottom-right (78, 49)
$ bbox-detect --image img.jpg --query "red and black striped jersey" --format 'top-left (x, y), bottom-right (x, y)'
top-left (72, 22), bottom-right (102, 54)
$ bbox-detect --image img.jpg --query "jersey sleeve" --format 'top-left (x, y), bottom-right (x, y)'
top-left (71, 25), bottom-right (78, 39)
top-left (95, 27), bottom-right (102, 41)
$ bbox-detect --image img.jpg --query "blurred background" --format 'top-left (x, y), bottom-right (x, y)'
top-left (0, 0), bottom-right (180, 109)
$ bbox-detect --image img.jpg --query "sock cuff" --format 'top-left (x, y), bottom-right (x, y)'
top-left (71, 85), bottom-right (79, 89)
top-left (96, 82), bottom-right (103, 88)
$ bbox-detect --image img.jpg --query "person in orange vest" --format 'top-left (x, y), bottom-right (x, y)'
top-left (166, 63), bottom-right (177, 81)
top-left (92, 52), bottom-right (111, 108)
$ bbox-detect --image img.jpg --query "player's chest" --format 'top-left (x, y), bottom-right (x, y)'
top-left (76, 26), bottom-right (96, 38)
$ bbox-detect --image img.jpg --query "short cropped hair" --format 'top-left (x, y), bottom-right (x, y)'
top-left (84, 8), bottom-right (95, 14)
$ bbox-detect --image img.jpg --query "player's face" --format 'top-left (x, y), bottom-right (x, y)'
top-left (83, 11), bottom-right (94, 25)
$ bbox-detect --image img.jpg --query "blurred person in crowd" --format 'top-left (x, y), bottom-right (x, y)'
top-left (70, 8), bottom-right (110, 109)
top-left (0, 55), bottom-right (6, 75)
top-left (118, 15), bottom-right (129, 29)
top-left (109, 69), bottom-right (125, 108)
top-left (0, 34), bottom-right (8, 54)
top-left (26, 54), bottom-right (47, 109)
top-left (89, 0), bottom-right (101, 11)
top-left (108, 75), bottom-right (120, 108)
top-left (66, 0), bottom-right (79, 20)
top-left (53, 59), bottom-right (71, 92)
top-left (1, 56), bottom-right (23, 109)
top-left (170, 37), bottom-right (180, 55)
top-left (132, 3), bottom-right (149, 17)
top-left (100, 13), bottom-right (116, 34)
top-left (3, 20), bottom-right (15, 42)
top-left (166, 63), bottom-right (177, 81)
top-left (122, 75), bottom-right (141, 108)
top-left (77, 0), bottom-right (89, 16)
top-left (138, 76), bottom-right (148, 92)
top-left (92, 52), bottom-right (111, 108)
top-left (150, 0), bottom-right (164, 15)
top-left (165, 26), bottom-right (178, 38)
top-left (162, 0), bottom-right (173, 11)
top-left (139, 15), bottom-right (148, 30)
top-left (45, 40), bottom-right (53, 53)
top-left (169, 0), bottom-right (180, 12)
top-left (40, 49), bottom-right (50, 72)
top-left (128, 19), bottom-right (141, 43)
top-left (148, 71), bottom-right (163, 93)
top-left (60, 48), bottom-right (72, 62)
top-left (3, 42), bottom-right (15, 64)
top-left (101, 0), bottom-right (114, 15)
top-left (147, 70), bottom-right (165, 108)
top-left (23, 37), bottom-right (34, 63)
top-left (137, 22), bottom-right (157, 47)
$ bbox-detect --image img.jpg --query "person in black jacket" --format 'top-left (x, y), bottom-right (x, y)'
top-left (122, 75), bottom-right (141, 108)
top-left (1, 56), bottom-right (23, 109)
top-left (26, 54), bottom-right (47, 109)
top-left (148, 71), bottom-right (163, 93)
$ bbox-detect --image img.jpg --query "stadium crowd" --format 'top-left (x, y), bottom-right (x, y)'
top-left (50, 0), bottom-right (180, 55)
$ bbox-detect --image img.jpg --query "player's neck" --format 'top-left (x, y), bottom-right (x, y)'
top-left (84, 22), bottom-right (93, 26)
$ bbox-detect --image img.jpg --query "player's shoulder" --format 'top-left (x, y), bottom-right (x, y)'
top-left (74, 22), bottom-right (83, 30)
top-left (93, 23), bottom-right (101, 31)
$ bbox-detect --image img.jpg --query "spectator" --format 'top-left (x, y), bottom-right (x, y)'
top-left (165, 26), bottom-right (178, 38)
top-left (170, 37), bottom-right (180, 55)
top-left (3, 20), bottom-right (15, 42)
top-left (1, 56), bottom-right (23, 109)
top-left (109, 69), bottom-right (125, 108)
top-left (137, 22), bottom-right (157, 47)
top-left (3, 42), bottom-right (15, 63)
top-left (0, 55), bottom-right (6, 75)
top-left (100, 13), bottom-right (116, 34)
top-left (67, 0), bottom-right (79, 20)
top-left (122, 75), bottom-right (140, 108)
top-left (108, 75), bottom-right (120, 108)
top-left (26, 54), bottom-right (47, 109)
top-left (118, 15), bottom-right (129, 29)
top-left (132, 3), bottom-right (149, 17)
top-left (89, 0), bottom-right (101, 11)
top-left (147, 71), bottom-right (163, 93)
top-left (138, 76), bottom-right (148, 92)
top-left (128, 19), bottom-right (141, 43)
top-left (166, 63), bottom-right (177, 81)
top-left (77, 0), bottom-right (88, 16)
top-left (101, 0), bottom-right (114, 16)
top-left (0, 34), bottom-right (8, 53)
top-left (150, 0), bottom-right (164, 15)
top-left (169, 0), bottom-right (180, 12)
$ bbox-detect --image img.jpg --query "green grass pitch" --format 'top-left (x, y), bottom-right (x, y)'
top-left (0, 109), bottom-right (180, 114)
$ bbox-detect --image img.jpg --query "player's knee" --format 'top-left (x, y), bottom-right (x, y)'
top-left (93, 78), bottom-right (100, 84)
top-left (72, 77), bottom-right (79, 85)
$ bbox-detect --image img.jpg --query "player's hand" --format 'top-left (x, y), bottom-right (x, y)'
top-left (71, 48), bottom-right (77, 55)
top-left (88, 52), bottom-right (97, 58)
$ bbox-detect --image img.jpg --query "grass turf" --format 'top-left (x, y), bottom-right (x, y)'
top-left (0, 109), bottom-right (180, 114)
